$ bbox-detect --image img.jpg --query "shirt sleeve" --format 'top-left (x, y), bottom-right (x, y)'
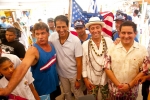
top-left (24, 70), bottom-right (34, 84)
top-left (74, 38), bottom-right (82, 57)
top-left (141, 56), bottom-right (150, 75)
top-left (103, 52), bottom-right (111, 70)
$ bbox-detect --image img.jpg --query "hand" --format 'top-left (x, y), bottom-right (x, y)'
top-left (84, 80), bottom-right (94, 90)
top-left (118, 83), bottom-right (129, 92)
top-left (114, 38), bottom-right (120, 45)
top-left (75, 81), bottom-right (81, 89)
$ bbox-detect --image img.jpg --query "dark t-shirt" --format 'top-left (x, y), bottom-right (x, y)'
top-left (1, 40), bottom-right (26, 58)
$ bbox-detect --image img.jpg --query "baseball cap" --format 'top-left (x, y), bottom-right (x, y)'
top-left (47, 18), bottom-right (54, 22)
top-left (114, 14), bottom-right (126, 21)
top-left (30, 25), bottom-right (33, 31)
top-left (74, 20), bottom-right (85, 29)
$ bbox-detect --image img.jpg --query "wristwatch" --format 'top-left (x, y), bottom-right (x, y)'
top-left (76, 79), bottom-right (81, 82)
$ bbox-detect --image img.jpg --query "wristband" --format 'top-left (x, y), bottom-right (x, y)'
top-left (125, 83), bottom-right (131, 90)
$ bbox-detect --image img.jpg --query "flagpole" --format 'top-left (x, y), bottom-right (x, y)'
top-left (68, 0), bottom-right (72, 28)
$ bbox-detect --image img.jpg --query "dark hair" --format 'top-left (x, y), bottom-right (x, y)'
top-left (119, 21), bottom-right (137, 32)
top-left (6, 27), bottom-right (17, 35)
top-left (38, 19), bottom-right (42, 21)
top-left (0, 57), bottom-right (11, 67)
top-left (54, 15), bottom-right (69, 27)
top-left (16, 18), bottom-right (20, 22)
top-left (134, 10), bottom-right (139, 15)
top-left (33, 22), bottom-right (49, 33)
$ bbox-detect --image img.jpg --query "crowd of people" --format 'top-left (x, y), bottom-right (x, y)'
top-left (0, 9), bottom-right (149, 100)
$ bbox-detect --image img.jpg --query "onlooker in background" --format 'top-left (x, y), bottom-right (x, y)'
top-left (112, 13), bottom-right (139, 42)
top-left (1, 27), bottom-right (26, 60)
top-left (132, 10), bottom-right (139, 25)
top-left (127, 15), bottom-right (132, 21)
top-left (74, 20), bottom-right (91, 44)
top-left (47, 18), bottom-right (55, 35)
top-left (16, 18), bottom-right (26, 32)
top-left (7, 17), bottom-right (13, 27)
top-left (65, 14), bottom-right (69, 19)
top-left (132, 10), bottom-right (140, 41)
top-left (30, 25), bottom-right (36, 44)
top-left (0, 16), bottom-right (8, 28)
top-left (38, 19), bottom-right (42, 23)
top-left (13, 22), bottom-right (28, 50)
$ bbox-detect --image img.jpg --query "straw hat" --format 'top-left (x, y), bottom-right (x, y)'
top-left (85, 17), bottom-right (105, 29)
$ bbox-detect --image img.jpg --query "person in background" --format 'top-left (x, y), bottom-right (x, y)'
top-left (38, 19), bottom-right (42, 23)
top-left (47, 18), bottom-right (55, 35)
top-left (1, 27), bottom-right (26, 60)
top-left (112, 13), bottom-right (139, 42)
top-left (0, 16), bottom-right (8, 28)
top-left (7, 17), bottom-right (13, 27)
top-left (30, 25), bottom-right (36, 44)
top-left (13, 22), bottom-right (28, 50)
top-left (74, 20), bottom-right (91, 44)
top-left (0, 57), bottom-right (40, 100)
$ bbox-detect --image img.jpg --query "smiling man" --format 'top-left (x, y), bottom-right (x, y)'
top-left (82, 17), bottom-right (113, 100)
top-left (104, 21), bottom-right (149, 100)
top-left (49, 15), bottom-right (84, 100)
top-left (74, 20), bottom-right (91, 44)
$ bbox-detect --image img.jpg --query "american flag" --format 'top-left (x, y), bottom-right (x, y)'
top-left (101, 11), bottom-right (114, 37)
top-left (71, 0), bottom-right (114, 38)
top-left (71, 0), bottom-right (101, 27)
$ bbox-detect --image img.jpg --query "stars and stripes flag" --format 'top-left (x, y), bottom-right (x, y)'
top-left (71, 0), bottom-right (114, 38)
top-left (101, 11), bottom-right (114, 37)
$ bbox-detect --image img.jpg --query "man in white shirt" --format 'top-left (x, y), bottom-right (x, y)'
top-left (104, 21), bottom-right (148, 100)
top-left (82, 17), bottom-right (113, 100)
top-left (49, 15), bottom-right (83, 100)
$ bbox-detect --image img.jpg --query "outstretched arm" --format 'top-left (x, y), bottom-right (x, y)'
top-left (0, 47), bottom-right (38, 96)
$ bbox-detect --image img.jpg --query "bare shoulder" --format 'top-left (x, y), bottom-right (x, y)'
top-left (25, 46), bottom-right (39, 59)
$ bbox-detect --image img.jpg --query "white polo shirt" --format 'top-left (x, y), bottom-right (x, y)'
top-left (49, 32), bottom-right (82, 78)
top-left (0, 71), bottom-right (35, 100)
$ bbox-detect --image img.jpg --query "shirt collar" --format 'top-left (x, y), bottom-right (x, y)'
top-left (116, 41), bottom-right (139, 49)
top-left (56, 31), bottom-right (72, 42)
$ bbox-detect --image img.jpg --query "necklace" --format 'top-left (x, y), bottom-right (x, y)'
top-left (89, 36), bottom-right (107, 56)
top-left (87, 37), bottom-right (108, 83)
